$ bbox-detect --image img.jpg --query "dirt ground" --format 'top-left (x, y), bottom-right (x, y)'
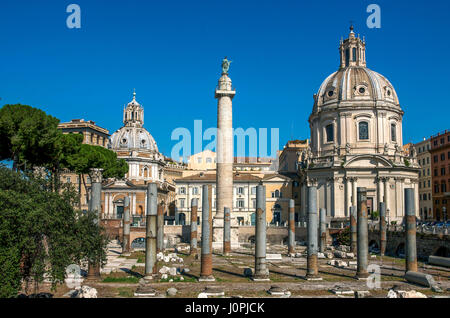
top-left (23, 244), bottom-right (450, 298)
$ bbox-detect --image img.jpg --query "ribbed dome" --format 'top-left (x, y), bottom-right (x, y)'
top-left (110, 126), bottom-right (159, 152)
top-left (314, 66), bottom-right (400, 110)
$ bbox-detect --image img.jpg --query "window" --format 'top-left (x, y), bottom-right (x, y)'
top-left (448, 152), bottom-right (450, 159)
top-left (441, 153), bottom-right (446, 161)
top-left (427, 157), bottom-right (430, 164)
top-left (179, 198), bottom-right (185, 208)
top-left (206, 157), bottom-right (212, 163)
top-left (252, 199), bottom-right (256, 208)
top-left (352, 47), bottom-right (357, 62)
top-left (179, 187), bottom-right (186, 194)
top-left (66, 177), bottom-right (71, 183)
top-left (325, 124), bottom-right (334, 142)
top-left (237, 187), bottom-right (244, 195)
top-left (391, 123), bottom-right (396, 142)
top-left (345, 49), bottom-right (350, 67)
top-left (237, 199), bottom-right (245, 208)
top-left (434, 155), bottom-right (438, 163)
top-left (442, 183), bottom-right (447, 193)
top-left (434, 169), bottom-right (438, 177)
top-left (442, 167), bottom-right (446, 176)
top-left (197, 157), bottom-right (202, 164)
top-left (434, 184), bottom-right (439, 193)
top-left (192, 187), bottom-right (198, 195)
top-left (359, 122), bottom-right (369, 140)
top-left (251, 187), bottom-right (257, 195)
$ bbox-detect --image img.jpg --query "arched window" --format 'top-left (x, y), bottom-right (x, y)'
top-left (345, 49), bottom-right (350, 67)
top-left (325, 124), bottom-right (334, 142)
top-left (359, 121), bottom-right (369, 140)
top-left (352, 47), bottom-right (357, 62)
top-left (275, 190), bottom-right (280, 198)
top-left (391, 123), bottom-right (397, 142)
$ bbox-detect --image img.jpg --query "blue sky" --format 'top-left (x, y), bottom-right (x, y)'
top-left (1, 0), bottom-right (449, 161)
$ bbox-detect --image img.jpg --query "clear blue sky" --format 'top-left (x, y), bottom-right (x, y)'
top-left (1, 0), bottom-right (449, 160)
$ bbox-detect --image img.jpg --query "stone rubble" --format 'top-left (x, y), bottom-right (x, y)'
top-left (71, 285), bottom-right (98, 298)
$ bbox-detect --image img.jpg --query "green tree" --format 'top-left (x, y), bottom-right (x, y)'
top-left (0, 166), bottom-right (107, 297)
top-left (0, 104), bottom-right (60, 171)
top-left (336, 227), bottom-right (351, 246)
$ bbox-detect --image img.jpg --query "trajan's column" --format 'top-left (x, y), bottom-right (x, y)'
top-left (213, 57), bottom-right (239, 250)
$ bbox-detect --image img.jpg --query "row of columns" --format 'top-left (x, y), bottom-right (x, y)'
top-left (136, 184), bottom-right (418, 283)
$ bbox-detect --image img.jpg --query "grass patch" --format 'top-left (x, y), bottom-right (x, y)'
top-left (117, 287), bottom-right (135, 297)
top-left (102, 276), bottom-right (140, 283)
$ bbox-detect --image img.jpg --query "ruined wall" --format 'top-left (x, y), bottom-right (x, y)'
top-left (369, 230), bottom-right (450, 259)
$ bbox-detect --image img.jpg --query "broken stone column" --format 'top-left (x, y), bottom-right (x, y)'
top-left (306, 186), bottom-right (321, 280)
top-left (379, 202), bottom-right (387, 256)
top-left (157, 202), bottom-right (164, 253)
top-left (350, 206), bottom-right (357, 254)
top-left (253, 184), bottom-right (269, 281)
top-left (87, 168), bottom-right (103, 279)
top-left (356, 187), bottom-right (369, 279)
top-left (199, 185), bottom-right (214, 281)
top-left (319, 208), bottom-right (327, 253)
top-left (405, 188), bottom-right (418, 272)
top-left (190, 198), bottom-right (198, 257)
top-left (144, 183), bottom-right (158, 280)
top-left (122, 196), bottom-right (131, 254)
top-left (288, 199), bottom-right (295, 256)
top-left (223, 207), bottom-right (231, 256)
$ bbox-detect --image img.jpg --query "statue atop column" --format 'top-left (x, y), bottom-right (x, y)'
top-left (221, 56), bottom-right (232, 75)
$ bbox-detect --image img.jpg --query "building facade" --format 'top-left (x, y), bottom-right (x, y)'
top-left (304, 26), bottom-right (420, 223)
top-left (174, 172), bottom-right (292, 225)
top-left (414, 139), bottom-right (433, 220)
top-left (430, 130), bottom-right (450, 221)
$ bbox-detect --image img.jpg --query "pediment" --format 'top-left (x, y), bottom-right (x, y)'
top-left (344, 155), bottom-right (393, 168)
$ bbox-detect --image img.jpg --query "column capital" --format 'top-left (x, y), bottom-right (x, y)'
top-left (307, 177), bottom-right (318, 187)
top-left (89, 168), bottom-right (103, 183)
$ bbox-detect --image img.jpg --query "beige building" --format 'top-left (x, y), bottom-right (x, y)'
top-left (187, 150), bottom-right (216, 170)
top-left (413, 139), bottom-right (433, 220)
top-left (58, 119), bottom-right (110, 211)
top-left (58, 118), bottom-right (110, 147)
top-left (174, 172), bottom-right (292, 225)
top-left (304, 26), bottom-right (420, 223)
top-left (279, 139), bottom-right (309, 174)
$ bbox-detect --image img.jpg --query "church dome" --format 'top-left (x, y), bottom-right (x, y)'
top-left (109, 90), bottom-right (159, 153)
top-left (110, 126), bottom-right (159, 152)
top-left (312, 27), bottom-right (400, 113)
top-left (315, 66), bottom-right (399, 108)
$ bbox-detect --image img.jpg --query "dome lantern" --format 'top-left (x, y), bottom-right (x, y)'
top-left (339, 25), bottom-right (366, 69)
top-left (123, 89), bottom-right (144, 127)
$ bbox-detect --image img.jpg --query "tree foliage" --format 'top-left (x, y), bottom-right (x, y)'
top-left (335, 227), bottom-right (351, 246)
top-left (0, 104), bottom-right (60, 171)
top-left (0, 166), bottom-right (107, 297)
